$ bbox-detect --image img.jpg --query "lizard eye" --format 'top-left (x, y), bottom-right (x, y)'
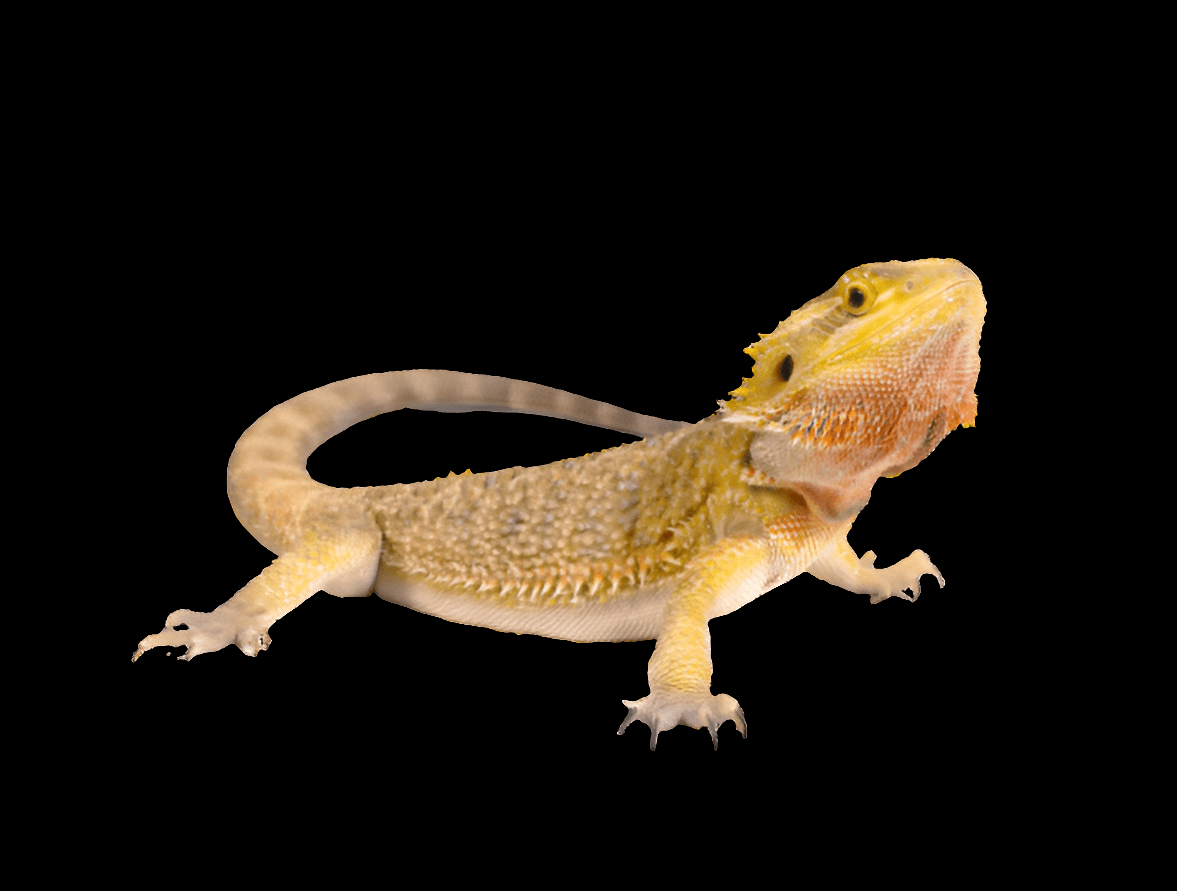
top-left (842, 280), bottom-right (877, 316)
top-left (779, 354), bottom-right (793, 382)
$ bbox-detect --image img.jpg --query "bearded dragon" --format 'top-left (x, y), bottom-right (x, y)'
top-left (133, 258), bottom-right (985, 750)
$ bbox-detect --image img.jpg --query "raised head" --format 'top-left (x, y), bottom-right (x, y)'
top-left (722, 258), bottom-right (986, 523)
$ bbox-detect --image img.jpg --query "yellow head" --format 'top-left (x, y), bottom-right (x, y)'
top-left (722, 258), bottom-right (986, 522)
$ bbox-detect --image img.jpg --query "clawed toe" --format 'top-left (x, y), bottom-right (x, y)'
top-left (132, 604), bottom-right (269, 662)
top-left (619, 691), bottom-right (746, 750)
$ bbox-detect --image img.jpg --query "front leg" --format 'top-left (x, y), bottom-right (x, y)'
top-left (806, 533), bottom-right (943, 604)
top-left (618, 536), bottom-right (775, 751)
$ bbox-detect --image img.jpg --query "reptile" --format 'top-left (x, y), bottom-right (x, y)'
top-left (133, 258), bottom-right (986, 750)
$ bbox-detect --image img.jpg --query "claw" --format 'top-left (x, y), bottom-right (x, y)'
top-left (133, 604), bottom-right (270, 662)
top-left (619, 691), bottom-right (746, 750)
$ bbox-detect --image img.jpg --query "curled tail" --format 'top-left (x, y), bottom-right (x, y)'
top-left (227, 370), bottom-right (688, 555)
top-left (136, 371), bottom-right (685, 662)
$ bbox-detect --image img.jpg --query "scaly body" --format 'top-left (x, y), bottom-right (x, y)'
top-left (134, 258), bottom-right (986, 749)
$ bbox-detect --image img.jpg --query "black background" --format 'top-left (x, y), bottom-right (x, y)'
top-left (115, 83), bottom-right (1025, 804)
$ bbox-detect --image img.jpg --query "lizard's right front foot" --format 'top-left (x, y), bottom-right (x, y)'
top-left (132, 607), bottom-right (271, 662)
top-left (618, 691), bottom-right (747, 750)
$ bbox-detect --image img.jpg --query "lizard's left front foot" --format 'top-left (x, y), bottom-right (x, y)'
top-left (859, 549), bottom-right (944, 604)
top-left (618, 691), bottom-right (746, 751)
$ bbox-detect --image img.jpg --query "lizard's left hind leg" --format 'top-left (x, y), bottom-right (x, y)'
top-left (133, 517), bottom-right (381, 661)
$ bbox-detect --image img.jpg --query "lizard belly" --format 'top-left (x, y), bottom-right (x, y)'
top-left (374, 561), bottom-right (674, 642)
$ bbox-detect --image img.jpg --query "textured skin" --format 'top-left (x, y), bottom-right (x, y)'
top-left (133, 259), bottom-right (985, 750)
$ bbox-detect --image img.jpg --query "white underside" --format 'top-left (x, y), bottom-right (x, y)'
top-left (374, 561), bottom-right (678, 642)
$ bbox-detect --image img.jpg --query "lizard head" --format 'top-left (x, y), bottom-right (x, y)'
top-left (720, 258), bottom-right (986, 524)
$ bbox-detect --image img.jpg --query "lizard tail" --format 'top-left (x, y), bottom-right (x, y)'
top-left (226, 370), bottom-right (688, 555)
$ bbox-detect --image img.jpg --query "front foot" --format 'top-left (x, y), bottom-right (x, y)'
top-left (132, 607), bottom-right (271, 662)
top-left (808, 537), bottom-right (945, 605)
top-left (858, 548), bottom-right (944, 604)
top-left (618, 691), bottom-right (747, 751)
